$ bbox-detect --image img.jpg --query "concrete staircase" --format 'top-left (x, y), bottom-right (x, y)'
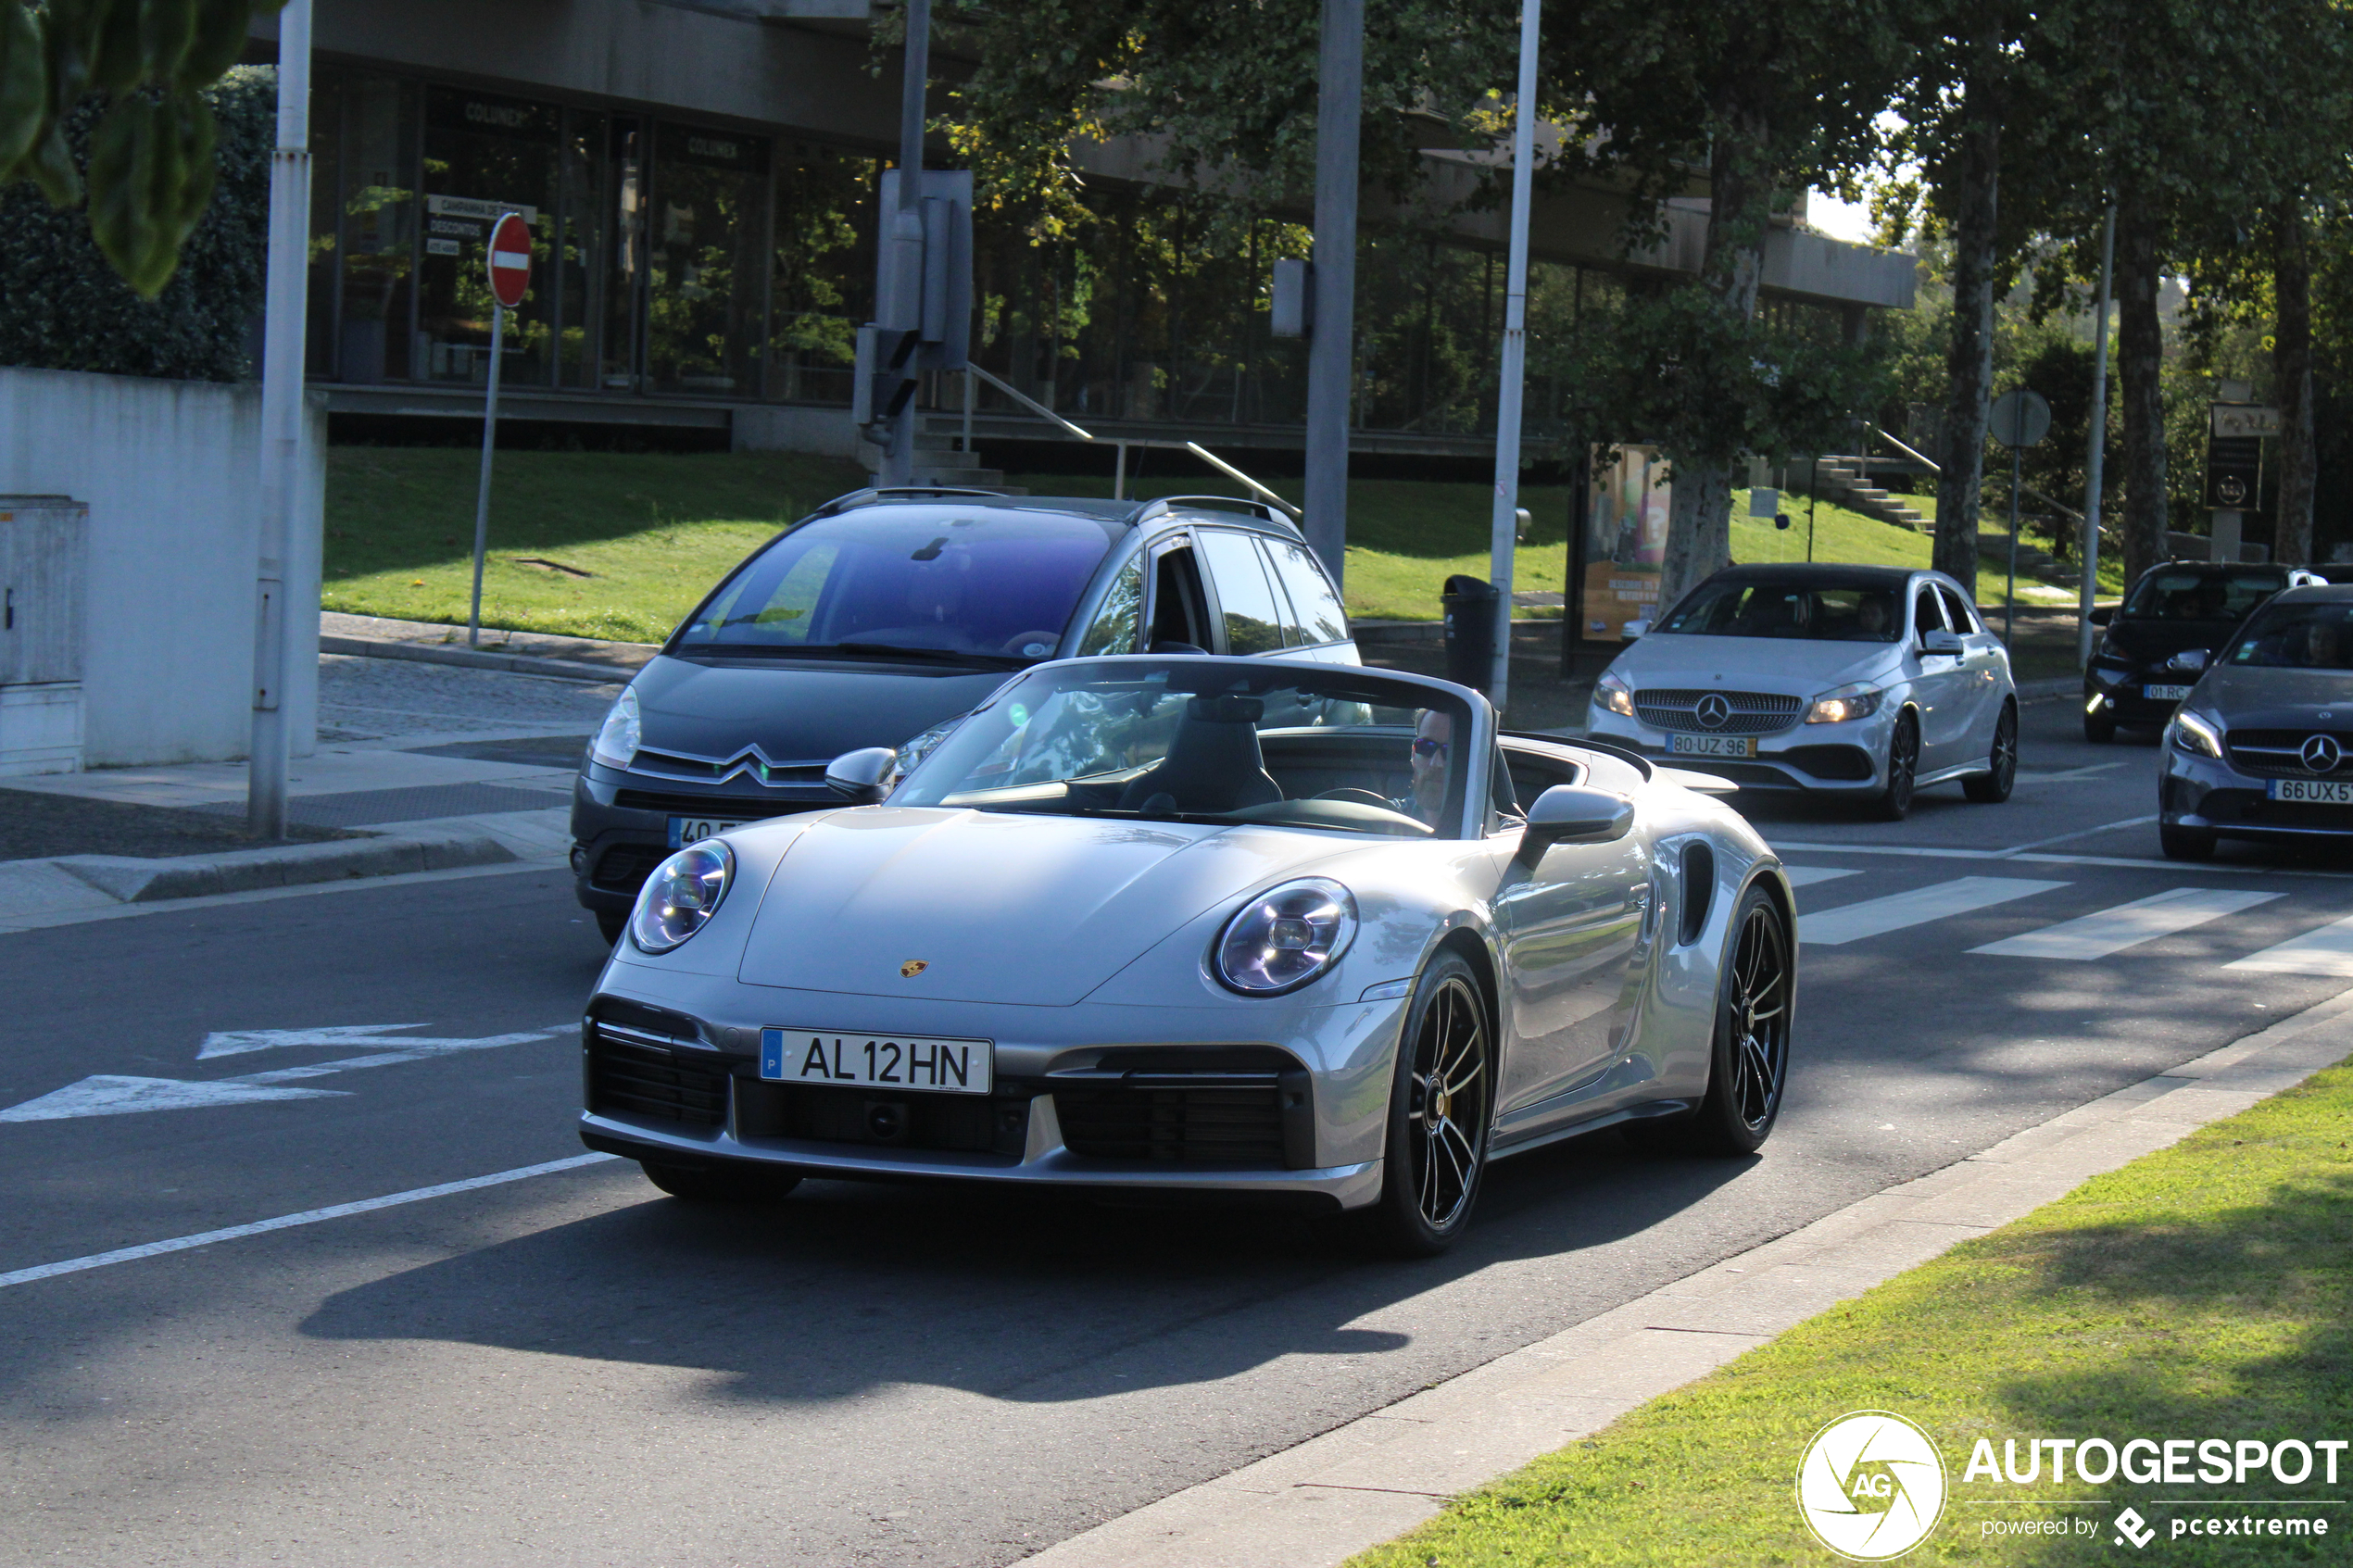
top-left (858, 413), bottom-right (1023, 493)
top-left (1810, 457), bottom-right (1931, 533)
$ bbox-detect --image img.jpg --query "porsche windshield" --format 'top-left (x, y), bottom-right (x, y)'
top-left (892, 660), bottom-right (1477, 837)
top-left (2225, 600), bottom-right (2353, 671)
top-left (675, 507), bottom-right (1114, 661)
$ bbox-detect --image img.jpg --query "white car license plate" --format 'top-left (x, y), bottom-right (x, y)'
top-left (760, 1029), bottom-right (993, 1095)
top-left (668, 814), bottom-right (749, 847)
top-left (2143, 684), bottom-right (2194, 702)
top-left (1667, 734), bottom-right (1755, 759)
top-left (2268, 778), bottom-right (2353, 805)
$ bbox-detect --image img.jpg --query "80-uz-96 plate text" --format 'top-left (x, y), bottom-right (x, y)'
top-left (760, 1029), bottom-right (993, 1095)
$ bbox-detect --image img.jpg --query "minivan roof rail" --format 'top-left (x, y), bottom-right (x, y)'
top-left (1128, 495), bottom-right (1303, 532)
top-left (812, 485), bottom-right (1013, 517)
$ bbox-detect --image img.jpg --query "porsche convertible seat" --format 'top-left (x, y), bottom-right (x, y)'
top-left (1119, 695), bottom-right (1284, 814)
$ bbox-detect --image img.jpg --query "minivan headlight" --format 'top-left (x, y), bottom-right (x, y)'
top-left (630, 841), bottom-right (733, 953)
top-left (897, 718), bottom-right (961, 775)
top-left (1806, 683), bottom-right (1883, 724)
top-left (1214, 877), bottom-right (1357, 996)
top-left (2170, 709), bottom-right (2224, 759)
top-left (592, 687), bottom-right (641, 770)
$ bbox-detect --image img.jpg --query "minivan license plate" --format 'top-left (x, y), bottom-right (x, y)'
top-left (761, 1029), bottom-right (993, 1095)
top-left (1667, 734), bottom-right (1755, 759)
top-left (2269, 778), bottom-right (2353, 805)
top-left (2143, 684), bottom-right (2193, 702)
top-left (668, 814), bottom-right (749, 847)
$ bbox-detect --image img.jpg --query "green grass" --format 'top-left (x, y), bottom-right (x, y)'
top-left (322, 447), bottom-right (867, 644)
top-left (1352, 1055), bottom-right (2353, 1567)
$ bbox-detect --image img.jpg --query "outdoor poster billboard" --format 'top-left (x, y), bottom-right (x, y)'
top-left (1579, 444), bottom-right (1671, 642)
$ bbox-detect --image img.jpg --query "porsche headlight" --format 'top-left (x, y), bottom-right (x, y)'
top-left (1214, 877), bottom-right (1357, 996)
top-left (2170, 709), bottom-right (2224, 759)
top-left (592, 687), bottom-right (641, 770)
top-left (630, 841), bottom-right (733, 953)
top-left (1806, 682), bottom-right (1884, 724)
top-left (897, 719), bottom-right (960, 775)
top-left (1594, 671), bottom-right (1636, 719)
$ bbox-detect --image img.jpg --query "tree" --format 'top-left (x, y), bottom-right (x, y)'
top-left (0, 0), bottom-right (289, 297)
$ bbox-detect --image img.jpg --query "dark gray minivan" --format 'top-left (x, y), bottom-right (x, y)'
top-left (571, 486), bottom-right (1358, 939)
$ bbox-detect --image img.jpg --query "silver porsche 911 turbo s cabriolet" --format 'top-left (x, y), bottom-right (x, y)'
top-left (578, 657), bottom-right (1797, 1254)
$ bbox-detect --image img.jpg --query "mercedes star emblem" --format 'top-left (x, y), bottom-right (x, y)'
top-left (1695, 694), bottom-right (1733, 730)
top-left (2302, 734), bottom-right (2343, 774)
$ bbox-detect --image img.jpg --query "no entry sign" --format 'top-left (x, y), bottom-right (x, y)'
top-left (487, 212), bottom-right (532, 308)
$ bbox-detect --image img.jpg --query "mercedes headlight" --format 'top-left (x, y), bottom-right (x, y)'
top-left (1594, 671), bottom-right (1636, 719)
top-left (897, 718), bottom-right (961, 775)
top-left (1214, 877), bottom-right (1357, 996)
top-left (2170, 709), bottom-right (2224, 759)
top-left (630, 841), bottom-right (733, 953)
top-left (1806, 682), bottom-right (1883, 724)
top-left (592, 687), bottom-right (641, 770)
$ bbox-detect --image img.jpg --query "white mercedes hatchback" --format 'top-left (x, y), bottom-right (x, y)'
top-left (1583, 564), bottom-right (2018, 819)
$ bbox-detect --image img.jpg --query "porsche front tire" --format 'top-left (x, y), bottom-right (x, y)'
top-left (640, 1160), bottom-right (802, 1203)
top-left (1364, 951), bottom-right (1492, 1258)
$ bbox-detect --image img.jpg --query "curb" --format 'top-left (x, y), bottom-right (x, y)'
top-left (40, 823), bottom-right (519, 906)
top-left (1014, 986), bottom-right (2353, 1568)
top-left (319, 634), bottom-right (637, 685)
top-left (2015, 674), bottom-right (2081, 703)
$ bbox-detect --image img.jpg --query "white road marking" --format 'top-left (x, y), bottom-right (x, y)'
top-left (1800, 876), bottom-right (2069, 947)
top-left (1969, 887), bottom-right (2284, 960)
top-left (2014, 762), bottom-right (2126, 783)
top-left (0, 1153), bottom-right (620, 1291)
top-left (2224, 913), bottom-right (2353, 976)
top-left (0, 1022), bottom-right (576, 1122)
top-left (1780, 866), bottom-right (1862, 889)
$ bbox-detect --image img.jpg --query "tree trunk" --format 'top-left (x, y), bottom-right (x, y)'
top-left (1655, 103), bottom-right (1770, 612)
top-left (1933, 71), bottom-right (1999, 594)
top-left (2116, 207), bottom-right (2169, 585)
top-left (2272, 202), bottom-right (2317, 567)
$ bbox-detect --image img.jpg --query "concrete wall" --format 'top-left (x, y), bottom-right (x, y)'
top-left (0, 368), bottom-right (324, 767)
top-left (732, 404), bottom-right (861, 457)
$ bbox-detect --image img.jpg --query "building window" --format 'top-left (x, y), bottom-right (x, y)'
top-left (642, 122), bottom-right (772, 396)
top-left (416, 85), bottom-right (560, 390)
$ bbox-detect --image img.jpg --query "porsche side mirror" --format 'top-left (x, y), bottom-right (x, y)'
top-left (824, 746), bottom-right (900, 804)
top-left (1516, 784), bottom-right (1634, 865)
top-left (2090, 605), bottom-right (2114, 626)
top-left (1621, 620), bottom-right (1651, 640)
top-left (2166, 647), bottom-right (2210, 673)
top-left (1922, 629), bottom-right (1965, 655)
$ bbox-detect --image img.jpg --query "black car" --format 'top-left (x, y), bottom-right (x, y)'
top-left (569, 486), bottom-right (1360, 940)
top-left (2083, 560), bottom-right (2296, 742)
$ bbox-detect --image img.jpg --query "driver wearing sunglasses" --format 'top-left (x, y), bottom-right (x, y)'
top-left (1388, 709), bottom-right (1453, 827)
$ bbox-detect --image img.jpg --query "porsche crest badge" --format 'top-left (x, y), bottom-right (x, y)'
top-left (900, 960), bottom-right (929, 978)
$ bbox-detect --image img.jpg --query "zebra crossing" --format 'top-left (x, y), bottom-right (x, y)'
top-left (1789, 863), bottom-right (2353, 974)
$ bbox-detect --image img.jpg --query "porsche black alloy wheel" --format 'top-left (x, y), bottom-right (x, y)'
top-left (1630, 884), bottom-right (1793, 1157)
top-left (1964, 702), bottom-right (2019, 802)
top-left (1367, 953), bottom-right (1491, 1256)
top-left (1871, 711), bottom-right (1919, 821)
top-left (641, 1160), bottom-right (803, 1203)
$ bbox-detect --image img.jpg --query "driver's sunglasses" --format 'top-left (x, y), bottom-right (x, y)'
top-left (1411, 737), bottom-right (1450, 760)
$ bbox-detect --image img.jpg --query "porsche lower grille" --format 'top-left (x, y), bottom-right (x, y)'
top-left (588, 1034), bottom-right (728, 1127)
top-left (735, 1080), bottom-right (1028, 1156)
top-left (1055, 1085), bottom-right (1290, 1165)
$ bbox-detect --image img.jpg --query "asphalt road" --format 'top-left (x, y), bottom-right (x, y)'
top-left (4, 695), bottom-right (2348, 1567)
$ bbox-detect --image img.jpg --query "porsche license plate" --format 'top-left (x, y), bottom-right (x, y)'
top-left (2269, 778), bottom-right (2353, 805)
top-left (668, 814), bottom-right (749, 847)
top-left (2142, 684), bottom-right (2194, 702)
top-left (1667, 733), bottom-right (1755, 759)
top-left (760, 1029), bottom-right (993, 1095)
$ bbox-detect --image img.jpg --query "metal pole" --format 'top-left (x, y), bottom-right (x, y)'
top-left (468, 303), bottom-right (505, 648)
top-left (2006, 442), bottom-right (2020, 646)
top-left (247, 0), bottom-right (311, 841)
top-left (883, 0), bottom-right (931, 487)
top-left (1808, 455), bottom-right (1818, 561)
top-left (1486, 0), bottom-right (1541, 710)
top-left (2077, 199), bottom-right (2117, 668)
top-left (962, 364), bottom-right (974, 452)
top-left (1302, 0), bottom-right (1362, 586)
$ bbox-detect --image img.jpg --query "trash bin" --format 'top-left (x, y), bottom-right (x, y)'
top-left (1441, 574), bottom-right (1500, 694)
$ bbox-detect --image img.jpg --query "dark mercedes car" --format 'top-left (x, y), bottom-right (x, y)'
top-left (2083, 560), bottom-right (2296, 742)
top-left (569, 486), bottom-right (1358, 939)
top-left (2158, 583), bottom-right (2353, 859)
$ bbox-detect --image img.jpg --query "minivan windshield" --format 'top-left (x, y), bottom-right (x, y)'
top-left (891, 659), bottom-right (1475, 838)
top-left (2225, 600), bottom-right (2353, 671)
top-left (2122, 567), bottom-right (2286, 622)
top-left (1655, 578), bottom-right (1902, 642)
top-left (676, 508), bottom-right (1114, 660)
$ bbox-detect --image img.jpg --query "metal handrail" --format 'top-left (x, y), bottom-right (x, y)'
top-left (1865, 423), bottom-right (1941, 473)
top-left (961, 364), bottom-right (1302, 521)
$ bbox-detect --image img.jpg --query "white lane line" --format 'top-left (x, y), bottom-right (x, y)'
top-left (1782, 866), bottom-right (1863, 889)
top-left (2224, 912), bottom-right (2353, 976)
top-left (1800, 876), bottom-right (2069, 947)
top-left (0, 1153), bottom-right (620, 1291)
top-left (1969, 887), bottom-right (2284, 960)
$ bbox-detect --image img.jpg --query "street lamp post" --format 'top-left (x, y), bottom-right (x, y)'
top-left (1485, 0), bottom-right (1541, 711)
top-left (2078, 200), bottom-right (2117, 669)
top-left (1302, 0), bottom-right (1362, 586)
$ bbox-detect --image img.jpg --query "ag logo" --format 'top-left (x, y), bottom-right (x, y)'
top-left (1795, 1411), bottom-right (1947, 1561)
